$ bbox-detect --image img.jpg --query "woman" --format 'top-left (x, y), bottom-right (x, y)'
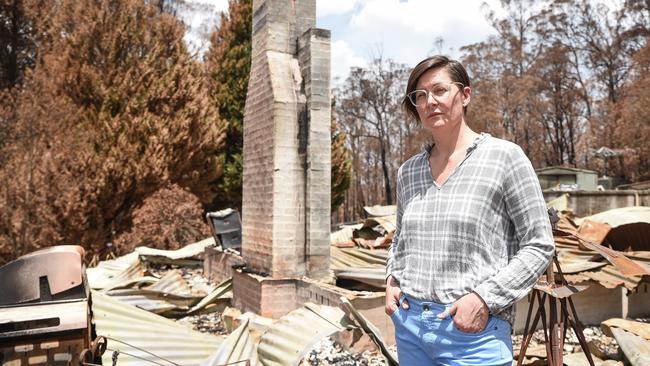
top-left (385, 55), bottom-right (554, 365)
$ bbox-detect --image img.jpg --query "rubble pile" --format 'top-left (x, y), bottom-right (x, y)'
top-left (144, 263), bottom-right (229, 335)
top-left (177, 309), bottom-right (228, 335)
top-left (512, 326), bottom-right (622, 361)
top-left (2, 202), bottom-right (649, 365)
top-left (300, 337), bottom-right (392, 366)
top-left (87, 202), bottom-right (650, 365)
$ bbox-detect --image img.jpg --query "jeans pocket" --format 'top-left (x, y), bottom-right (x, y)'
top-left (451, 315), bottom-right (496, 336)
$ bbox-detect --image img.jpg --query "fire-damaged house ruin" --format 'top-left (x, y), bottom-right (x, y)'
top-left (1, 0), bottom-right (650, 365)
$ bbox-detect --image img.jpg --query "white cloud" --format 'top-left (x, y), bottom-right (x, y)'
top-left (330, 40), bottom-right (369, 84)
top-left (320, 0), bottom-right (504, 81)
top-left (349, 0), bottom-right (497, 52)
top-left (317, 0), bottom-right (362, 17)
top-left (351, 0), bottom-right (449, 35)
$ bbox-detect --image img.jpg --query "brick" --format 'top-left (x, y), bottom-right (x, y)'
top-left (243, 0), bottom-right (330, 286)
top-left (204, 247), bottom-right (246, 284)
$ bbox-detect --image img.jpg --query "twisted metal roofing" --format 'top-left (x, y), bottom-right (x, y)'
top-left (92, 290), bottom-right (221, 366)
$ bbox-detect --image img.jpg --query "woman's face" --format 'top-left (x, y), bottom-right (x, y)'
top-left (414, 67), bottom-right (470, 133)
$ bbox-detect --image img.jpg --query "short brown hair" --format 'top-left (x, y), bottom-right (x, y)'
top-left (402, 55), bottom-right (471, 122)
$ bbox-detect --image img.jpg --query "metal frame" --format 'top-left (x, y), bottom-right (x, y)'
top-left (516, 255), bottom-right (595, 366)
top-left (518, 209), bottom-right (647, 366)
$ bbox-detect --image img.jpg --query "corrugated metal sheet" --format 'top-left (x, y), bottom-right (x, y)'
top-left (145, 269), bottom-right (193, 295)
top-left (563, 264), bottom-right (644, 290)
top-left (333, 268), bottom-right (386, 288)
top-left (86, 252), bottom-right (144, 291)
top-left (103, 275), bottom-right (231, 317)
top-left (339, 297), bottom-right (398, 366)
top-left (330, 247), bottom-right (386, 270)
top-left (101, 276), bottom-right (232, 317)
top-left (556, 246), bottom-right (608, 274)
top-left (363, 205), bottom-right (396, 217)
top-left (602, 318), bottom-right (650, 366)
top-left (330, 225), bottom-right (360, 247)
top-left (361, 215), bottom-right (396, 232)
top-left (577, 220), bottom-right (611, 244)
top-left (88, 239), bottom-right (215, 291)
top-left (608, 327), bottom-right (650, 366)
top-left (577, 207), bottom-right (650, 227)
top-left (551, 213), bottom-right (650, 287)
top-left (102, 291), bottom-right (182, 314)
top-left (626, 252), bottom-right (650, 273)
top-left (99, 269), bottom-right (201, 314)
top-left (257, 303), bottom-right (354, 366)
top-left (606, 223), bottom-right (650, 251)
top-left (92, 290), bottom-right (221, 366)
top-left (602, 318), bottom-right (650, 340)
top-left (202, 318), bottom-right (259, 366)
top-left (353, 227), bottom-right (381, 241)
top-left (576, 207), bottom-right (650, 251)
top-left (136, 237), bottom-right (215, 260)
top-left (104, 288), bottom-right (202, 314)
top-left (555, 259), bottom-right (607, 274)
top-left (188, 278), bottom-right (233, 315)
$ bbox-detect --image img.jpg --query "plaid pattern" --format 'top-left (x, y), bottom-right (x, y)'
top-left (387, 133), bottom-right (554, 324)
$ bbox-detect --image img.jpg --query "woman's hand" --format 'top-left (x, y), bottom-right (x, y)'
top-left (438, 292), bottom-right (489, 332)
top-left (385, 275), bottom-right (409, 315)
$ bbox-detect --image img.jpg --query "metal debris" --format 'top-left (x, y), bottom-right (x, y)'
top-left (601, 318), bottom-right (650, 341)
top-left (86, 251), bottom-right (145, 291)
top-left (576, 207), bottom-right (650, 251)
top-left (606, 327), bottom-right (650, 366)
top-left (257, 303), bottom-right (356, 366)
top-left (136, 237), bottom-right (216, 266)
top-left (363, 205), bottom-right (396, 218)
top-left (92, 290), bottom-right (222, 366)
top-left (201, 318), bottom-right (259, 366)
top-left (338, 297), bottom-right (398, 366)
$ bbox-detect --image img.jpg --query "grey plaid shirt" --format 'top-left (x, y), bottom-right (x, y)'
top-left (387, 133), bottom-right (554, 324)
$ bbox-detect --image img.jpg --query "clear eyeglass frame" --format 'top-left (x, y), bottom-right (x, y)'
top-left (406, 82), bottom-right (465, 107)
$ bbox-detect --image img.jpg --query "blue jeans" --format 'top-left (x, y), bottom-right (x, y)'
top-left (390, 294), bottom-right (513, 366)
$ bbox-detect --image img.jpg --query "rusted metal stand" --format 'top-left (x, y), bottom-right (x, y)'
top-left (517, 208), bottom-right (648, 365)
top-left (517, 209), bottom-right (596, 366)
top-left (516, 256), bottom-right (596, 366)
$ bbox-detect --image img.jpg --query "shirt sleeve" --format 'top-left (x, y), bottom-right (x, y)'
top-left (386, 165), bottom-right (404, 280)
top-left (473, 145), bottom-right (555, 314)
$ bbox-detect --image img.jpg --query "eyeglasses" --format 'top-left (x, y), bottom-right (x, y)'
top-left (406, 82), bottom-right (464, 107)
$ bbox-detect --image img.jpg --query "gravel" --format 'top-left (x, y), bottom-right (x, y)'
top-left (177, 312), bottom-right (228, 335)
top-left (299, 337), bottom-right (391, 366)
top-left (512, 325), bottom-right (620, 358)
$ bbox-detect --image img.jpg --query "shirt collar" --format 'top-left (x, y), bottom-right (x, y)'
top-left (422, 132), bottom-right (490, 157)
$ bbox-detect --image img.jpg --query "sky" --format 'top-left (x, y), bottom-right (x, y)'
top-left (316, 0), bottom-right (504, 84)
top-left (180, 0), bottom-right (229, 55)
top-left (186, 0), bottom-right (504, 83)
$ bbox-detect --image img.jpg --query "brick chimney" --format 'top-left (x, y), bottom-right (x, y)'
top-left (241, 0), bottom-right (331, 281)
